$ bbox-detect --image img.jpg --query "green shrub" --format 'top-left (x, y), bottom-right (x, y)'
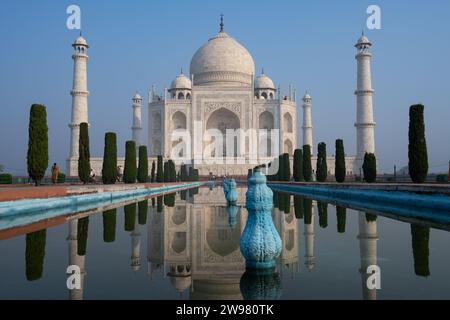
top-left (27, 104), bottom-right (48, 186)
top-left (137, 146), bottom-right (149, 183)
top-left (365, 213), bottom-right (377, 222)
top-left (57, 173), bottom-right (66, 184)
top-left (335, 139), bottom-right (346, 183)
top-left (0, 173), bottom-right (13, 184)
top-left (123, 141), bottom-right (137, 184)
top-left (156, 196), bottom-right (163, 212)
top-left (150, 161), bottom-right (156, 183)
top-left (316, 142), bottom-right (327, 182)
top-left (303, 145), bottom-right (312, 182)
top-left (436, 174), bottom-right (448, 183)
top-left (164, 193), bottom-right (176, 207)
top-left (408, 104), bottom-right (429, 183)
top-left (102, 132), bottom-right (117, 184)
top-left (363, 153), bottom-right (377, 183)
top-left (293, 149), bottom-right (304, 182)
top-left (156, 156), bottom-right (164, 183)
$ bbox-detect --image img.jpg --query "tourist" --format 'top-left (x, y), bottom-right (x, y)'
top-left (89, 169), bottom-right (96, 183)
top-left (51, 163), bottom-right (59, 184)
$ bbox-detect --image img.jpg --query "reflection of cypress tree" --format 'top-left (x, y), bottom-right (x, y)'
top-left (25, 229), bottom-right (46, 281)
top-left (193, 187), bottom-right (199, 195)
top-left (180, 190), bottom-right (187, 201)
top-left (77, 217), bottom-right (89, 256)
top-left (304, 198), bottom-right (313, 225)
top-left (124, 203), bottom-right (136, 232)
top-left (365, 213), bottom-right (377, 222)
top-left (294, 196), bottom-right (304, 219)
top-left (151, 197), bottom-right (155, 207)
top-left (318, 201), bottom-right (328, 228)
top-left (138, 200), bottom-right (148, 225)
top-left (336, 206), bottom-right (346, 234)
top-left (156, 196), bottom-right (163, 213)
top-left (102, 209), bottom-right (116, 243)
top-left (283, 194), bottom-right (291, 214)
top-left (273, 191), bottom-right (279, 209)
top-left (164, 193), bottom-right (176, 207)
top-left (411, 224), bottom-right (430, 277)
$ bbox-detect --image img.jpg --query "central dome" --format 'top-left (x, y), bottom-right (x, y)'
top-left (190, 30), bottom-right (255, 87)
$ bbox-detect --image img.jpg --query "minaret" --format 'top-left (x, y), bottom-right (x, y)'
top-left (304, 205), bottom-right (315, 271)
top-left (302, 92), bottom-right (313, 153)
top-left (357, 212), bottom-right (378, 300)
top-left (355, 32), bottom-right (376, 170)
top-left (67, 219), bottom-right (86, 300)
top-left (69, 34), bottom-right (89, 159)
top-left (132, 93), bottom-right (143, 147)
top-left (131, 219), bottom-right (141, 272)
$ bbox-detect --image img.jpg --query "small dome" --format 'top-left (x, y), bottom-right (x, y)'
top-left (356, 34), bottom-right (371, 47)
top-left (73, 35), bottom-right (88, 47)
top-left (255, 73), bottom-right (275, 90)
top-left (133, 92), bottom-right (142, 100)
top-left (170, 73), bottom-right (192, 90)
top-left (303, 92), bottom-right (311, 100)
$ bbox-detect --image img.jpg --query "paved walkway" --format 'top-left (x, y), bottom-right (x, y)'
top-left (0, 183), bottom-right (183, 202)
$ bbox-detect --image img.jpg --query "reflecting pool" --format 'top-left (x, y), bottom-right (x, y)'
top-left (1, 186), bottom-right (450, 300)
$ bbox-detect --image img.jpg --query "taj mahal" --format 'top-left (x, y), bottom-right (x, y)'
top-left (66, 17), bottom-right (375, 178)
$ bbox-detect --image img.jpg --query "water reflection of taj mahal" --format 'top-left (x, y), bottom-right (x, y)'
top-left (148, 187), bottom-right (299, 299)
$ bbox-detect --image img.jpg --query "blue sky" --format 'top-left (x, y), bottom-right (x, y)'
top-left (0, 0), bottom-right (449, 175)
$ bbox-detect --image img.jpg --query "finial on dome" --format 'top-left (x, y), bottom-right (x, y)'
top-left (181, 67), bottom-right (183, 75)
top-left (362, 29), bottom-right (365, 37)
top-left (261, 68), bottom-right (265, 75)
top-left (220, 14), bottom-right (224, 32)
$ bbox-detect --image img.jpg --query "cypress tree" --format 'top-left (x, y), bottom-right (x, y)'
top-left (363, 153), bottom-right (377, 183)
top-left (316, 142), bottom-right (328, 182)
top-left (138, 200), bottom-right (148, 225)
top-left (283, 194), bottom-right (291, 214)
top-left (123, 141), bottom-right (137, 184)
top-left (336, 206), bottom-right (346, 234)
top-left (25, 229), bottom-right (47, 281)
top-left (411, 224), bottom-right (430, 277)
top-left (103, 209), bottom-right (116, 243)
top-left (78, 123), bottom-right (91, 184)
top-left (193, 169), bottom-right (199, 181)
top-left (408, 104), bottom-right (429, 183)
top-left (156, 156), bottom-right (164, 183)
top-left (293, 149), bottom-right (304, 182)
top-left (164, 161), bottom-right (170, 182)
top-left (137, 146), bottom-right (149, 183)
top-left (102, 132), bottom-right (117, 184)
top-left (150, 161), bottom-right (156, 183)
top-left (27, 104), bottom-right (48, 186)
top-left (180, 164), bottom-right (188, 182)
top-left (77, 217), bottom-right (89, 256)
top-left (164, 193), bottom-right (176, 207)
top-left (335, 139), bottom-right (346, 183)
top-left (168, 160), bottom-right (176, 182)
top-left (318, 201), bottom-right (328, 228)
top-left (124, 203), bottom-right (136, 232)
top-left (294, 196), bottom-right (304, 219)
top-left (303, 145), bottom-right (312, 182)
top-left (273, 191), bottom-right (279, 209)
top-left (284, 153), bottom-right (291, 181)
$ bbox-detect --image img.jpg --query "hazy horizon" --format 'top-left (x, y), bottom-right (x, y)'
top-left (1, 0), bottom-right (449, 175)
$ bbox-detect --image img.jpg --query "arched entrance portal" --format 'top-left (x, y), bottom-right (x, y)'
top-left (205, 108), bottom-right (240, 157)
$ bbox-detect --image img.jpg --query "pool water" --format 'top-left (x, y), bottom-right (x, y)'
top-left (0, 186), bottom-right (449, 300)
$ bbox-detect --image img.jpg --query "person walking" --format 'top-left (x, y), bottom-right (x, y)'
top-left (51, 163), bottom-right (60, 184)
